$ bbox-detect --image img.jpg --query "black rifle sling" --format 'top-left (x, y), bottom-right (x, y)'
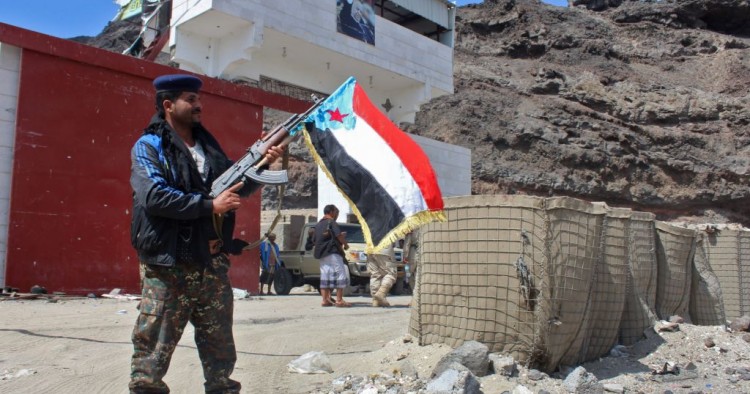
top-left (328, 220), bottom-right (346, 258)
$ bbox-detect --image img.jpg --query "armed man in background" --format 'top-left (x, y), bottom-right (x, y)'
top-left (367, 242), bottom-right (397, 307)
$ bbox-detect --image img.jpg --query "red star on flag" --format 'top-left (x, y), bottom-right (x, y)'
top-left (326, 108), bottom-right (349, 123)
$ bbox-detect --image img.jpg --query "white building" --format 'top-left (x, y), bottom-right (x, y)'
top-left (170, 0), bottom-right (456, 124)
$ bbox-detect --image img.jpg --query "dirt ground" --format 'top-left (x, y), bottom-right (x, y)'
top-left (0, 289), bottom-right (431, 394)
top-left (3, 288), bottom-right (750, 394)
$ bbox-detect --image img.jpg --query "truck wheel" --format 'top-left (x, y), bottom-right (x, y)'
top-left (292, 273), bottom-right (305, 288)
top-left (273, 267), bottom-right (293, 295)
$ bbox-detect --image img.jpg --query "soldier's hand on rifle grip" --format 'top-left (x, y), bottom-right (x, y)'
top-left (264, 145), bottom-right (285, 165)
top-left (212, 181), bottom-right (244, 214)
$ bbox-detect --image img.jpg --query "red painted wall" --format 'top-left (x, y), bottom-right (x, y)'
top-left (1, 23), bottom-right (310, 295)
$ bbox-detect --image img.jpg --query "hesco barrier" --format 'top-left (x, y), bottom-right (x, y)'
top-left (409, 195), bottom-right (746, 371)
top-left (654, 222), bottom-right (696, 320)
top-left (694, 229), bottom-right (750, 322)
top-left (690, 232), bottom-right (726, 325)
top-left (619, 210), bottom-right (658, 346)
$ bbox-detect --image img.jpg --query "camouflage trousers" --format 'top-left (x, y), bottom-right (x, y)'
top-left (367, 254), bottom-right (397, 296)
top-left (129, 254), bottom-right (240, 394)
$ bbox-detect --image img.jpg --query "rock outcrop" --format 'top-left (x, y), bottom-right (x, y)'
top-left (404, 0), bottom-right (750, 224)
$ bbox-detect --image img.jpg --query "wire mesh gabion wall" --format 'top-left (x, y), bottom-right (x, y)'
top-left (409, 195), bottom-right (738, 372)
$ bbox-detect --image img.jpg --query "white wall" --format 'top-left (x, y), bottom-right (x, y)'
top-left (0, 43), bottom-right (20, 288)
top-left (409, 133), bottom-right (471, 197)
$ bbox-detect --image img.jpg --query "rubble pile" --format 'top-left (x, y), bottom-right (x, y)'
top-left (312, 320), bottom-right (750, 394)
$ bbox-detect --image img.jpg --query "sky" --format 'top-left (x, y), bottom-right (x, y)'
top-left (0, 0), bottom-right (122, 38)
top-left (0, 0), bottom-right (567, 39)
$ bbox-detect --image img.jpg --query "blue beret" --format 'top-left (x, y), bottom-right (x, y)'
top-left (153, 74), bottom-right (203, 92)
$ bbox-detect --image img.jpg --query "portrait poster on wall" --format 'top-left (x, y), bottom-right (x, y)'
top-left (336, 0), bottom-right (376, 45)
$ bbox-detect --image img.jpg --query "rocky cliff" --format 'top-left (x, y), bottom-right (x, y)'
top-left (85, 0), bottom-right (750, 224)
top-left (403, 0), bottom-right (750, 224)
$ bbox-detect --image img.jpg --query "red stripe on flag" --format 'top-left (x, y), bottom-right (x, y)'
top-left (352, 83), bottom-right (444, 211)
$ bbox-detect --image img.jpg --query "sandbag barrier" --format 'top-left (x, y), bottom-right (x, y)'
top-left (408, 195), bottom-right (745, 372)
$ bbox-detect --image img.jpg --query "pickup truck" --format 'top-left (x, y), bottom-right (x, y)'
top-left (272, 222), bottom-right (406, 295)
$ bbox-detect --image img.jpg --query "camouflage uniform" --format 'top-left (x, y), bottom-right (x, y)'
top-left (367, 244), bottom-right (397, 306)
top-left (129, 75), bottom-right (250, 392)
top-left (129, 254), bottom-right (240, 393)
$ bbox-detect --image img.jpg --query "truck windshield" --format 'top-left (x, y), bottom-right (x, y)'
top-left (340, 224), bottom-right (365, 243)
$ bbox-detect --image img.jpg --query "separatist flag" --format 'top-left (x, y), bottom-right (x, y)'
top-left (299, 77), bottom-right (446, 252)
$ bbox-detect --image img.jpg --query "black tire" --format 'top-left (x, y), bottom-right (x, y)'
top-left (273, 267), bottom-right (293, 295)
top-left (292, 273), bottom-right (305, 288)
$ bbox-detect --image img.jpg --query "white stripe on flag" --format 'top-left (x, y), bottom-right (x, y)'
top-left (330, 116), bottom-right (428, 216)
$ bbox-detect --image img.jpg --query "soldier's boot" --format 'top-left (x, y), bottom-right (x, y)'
top-left (372, 286), bottom-right (391, 307)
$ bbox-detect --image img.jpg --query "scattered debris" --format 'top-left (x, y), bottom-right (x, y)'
top-left (30, 285), bottom-right (47, 294)
top-left (563, 366), bottom-right (603, 393)
top-left (0, 369), bottom-right (36, 380)
top-left (427, 368), bottom-right (481, 394)
top-left (527, 369), bottom-right (547, 381)
top-left (730, 315), bottom-right (750, 332)
top-left (232, 288), bottom-right (250, 299)
top-left (312, 319), bottom-right (750, 393)
top-left (651, 361), bottom-right (700, 383)
top-left (609, 345), bottom-right (629, 358)
top-left (101, 288), bottom-right (141, 301)
top-left (489, 353), bottom-right (517, 377)
top-left (656, 321), bottom-right (680, 332)
top-left (431, 340), bottom-right (490, 378)
top-left (652, 361), bottom-right (680, 376)
top-left (1, 286), bottom-right (20, 294)
top-left (0, 293), bottom-right (40, 301)
top-left (288, 351), bottom-right (333, 374)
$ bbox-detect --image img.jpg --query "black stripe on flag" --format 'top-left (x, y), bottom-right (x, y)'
top-left (308, 123), bottom-right (405, 245)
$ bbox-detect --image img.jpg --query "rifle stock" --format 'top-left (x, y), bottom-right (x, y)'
top-left (210, 95), bottom-right (323, 198)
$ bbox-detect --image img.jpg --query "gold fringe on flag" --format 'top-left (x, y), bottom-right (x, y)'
top-left (302, 125), bottom-right (446, 253)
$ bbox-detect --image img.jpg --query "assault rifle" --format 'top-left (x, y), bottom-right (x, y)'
top-left (210, 95), bottom-right (323, 198)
